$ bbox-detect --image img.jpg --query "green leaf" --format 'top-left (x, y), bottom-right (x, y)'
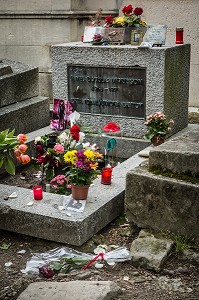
top-left (5, 137), bottom-right (17, 144)
top-left (7, 141), bottom-right (18, 149)
top-left (4, 156), bottom-right (15, 175)
top-left (0, 129), bottom-right (9, 143)
top-left (0, 144), bottom-right (8, 150)
top-left (7, 129), bottom-right (15, 138)
top-left (0, 159), bottom-right (3, 168)
top-left (53, 262), bottom-right (62, 272)
top-left (0, 242), bottom-right (11, 250)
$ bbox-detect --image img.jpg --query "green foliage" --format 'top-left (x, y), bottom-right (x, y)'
top-left (0, 242), bottom-right (12, 250)
top-left (150, 169), bottom-right (199, 184)
top-left (0, 129), bottom-right (18, 175)
top-left (170, 233), bottom-right (193, 256)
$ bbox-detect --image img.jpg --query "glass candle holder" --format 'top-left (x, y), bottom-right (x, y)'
top-left (176, 27), bottom-right (184, 44)
top-left (33, 186), bottom-right (43, 200)
top-left (101, 167), bottom-right (112, 185)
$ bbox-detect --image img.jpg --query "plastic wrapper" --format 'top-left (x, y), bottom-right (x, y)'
top-left (21, 246), bottom-right (131, 275)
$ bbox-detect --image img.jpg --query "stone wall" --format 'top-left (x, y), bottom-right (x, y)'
top-left (122, 0), bottom-right (199, 106)
top-left (0, 0), bottom-right (120, 99)
top-left (0, 0), bottom-right (198, 107)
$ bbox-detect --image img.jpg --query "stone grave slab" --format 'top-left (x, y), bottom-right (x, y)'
top-left (149, 127), bottom-right (199, 176)
top-left (0, 96), bottom-right (50, 134)
top-left (0, 58), bottom-right (39, 107)
top-left (17, 281), bottom-right (121, 300)
top-left (125, 165), bottom-right (199, 241)
top-left (0, 151), bottom-right (147, 246)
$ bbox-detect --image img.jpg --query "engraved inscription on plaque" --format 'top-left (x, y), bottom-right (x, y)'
top-left (68, 65), bottom-right (146, 118)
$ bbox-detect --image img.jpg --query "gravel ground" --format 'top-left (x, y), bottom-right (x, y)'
top-left (0, 169), bottom-right (199, 300)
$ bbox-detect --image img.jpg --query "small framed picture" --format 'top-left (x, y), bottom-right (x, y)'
top-left (50, 99), bottom-right (74, 131)
top-left (143, 24), bottom-right (167, 46)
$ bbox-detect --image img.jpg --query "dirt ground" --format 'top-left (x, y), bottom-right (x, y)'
top-left (0, 169), bottom-right (199, 300)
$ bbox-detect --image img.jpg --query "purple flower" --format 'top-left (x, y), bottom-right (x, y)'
top-left (76, 150), bottom-right (86, 160)
top-left (75, 160), bottom-right (84, 168)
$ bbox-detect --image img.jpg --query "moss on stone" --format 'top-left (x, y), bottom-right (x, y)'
top-left (150, 168), bottom-right (199, 184)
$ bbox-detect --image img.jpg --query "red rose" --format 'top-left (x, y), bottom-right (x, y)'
top-left (36, 144), bottom-right (45, 154)
top-left (49, 158), bottom-right (61, 168)
top-left (133, 7), bottom-right (143, 16)
top-left (105, 15), bottom-right (114, 26)
top-left (103, 122), bottom-right (120, 132)
top-left (122, 4), bottom-right (133, 15)
top-left (71, 132), bottom-right (80, 141)
top-left (37, 154), bottom-right (51, 164)
top-left (39, 265), bottom-right (54, 278)
top-left (70, 124), bottom-right (80, 135)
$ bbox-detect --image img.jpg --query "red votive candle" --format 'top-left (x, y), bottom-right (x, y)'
top-left (101, 167), bottom-right (112, 185)
top-left (176, 27), bottom-right (184, 44)
top-left (33, 186), bottom-right (43, 200)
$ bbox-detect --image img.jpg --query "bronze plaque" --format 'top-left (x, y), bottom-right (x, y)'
top-left (68, 65), bottom-right (146, 118)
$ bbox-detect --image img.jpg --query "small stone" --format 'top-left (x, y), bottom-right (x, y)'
top-left (58, 206), bottom-right (64, 211)
top-left (123, 276), bottom-right (129, 281)
top-left (134, 277), bottom-right (146, 283)
top-left (9, 192), bottom-right (17, 198)
top-left (26, 201), bottom-right (34, 206)
top-left (95, 263), bottom-right (104, 269)
top-left (17, 249), bottom-right (26, 254)
top-left (5, 262), bottom-right (13, 267)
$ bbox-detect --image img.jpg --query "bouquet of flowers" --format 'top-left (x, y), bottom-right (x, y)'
top-left (144, 112), bottom-right (174, 142)
top-left (34, 111), bottom-right (103, 186)
top-left (0, 129), bottom-right (30, 175)
top-left (64, 148), bottom-right (103, 186)
top-left (104, 4), bottom-right (146, 28)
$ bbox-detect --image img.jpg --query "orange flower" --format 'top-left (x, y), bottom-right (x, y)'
top-left (17, 134), bottom-right (27, 144)
top-left (17, 154), bottom-right (30, 165)
top-left (18, 144), bottom-right (28, 154)
top-left (14, 149), bottom-right (21, 158)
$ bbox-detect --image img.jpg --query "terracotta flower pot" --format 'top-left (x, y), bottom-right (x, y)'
top-left (71, 184), bottom-right (90, 200)
top-left (151, 136), bottom-right (165, 146)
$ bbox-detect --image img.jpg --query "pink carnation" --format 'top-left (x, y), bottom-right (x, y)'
top-left (54, 144), bottom-right (64, 154)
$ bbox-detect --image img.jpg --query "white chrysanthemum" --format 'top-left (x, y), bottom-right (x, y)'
top-left (58, 132), bottom-right (69, 144)
top-left (34, 136), bottom-right (42, 144)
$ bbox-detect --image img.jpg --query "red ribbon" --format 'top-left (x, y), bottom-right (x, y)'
top-left (83, 252), bottom-right (104, 270)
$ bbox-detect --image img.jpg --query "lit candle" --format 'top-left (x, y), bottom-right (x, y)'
top-left (176, 27), bottom-right (184, 44)
top-left (33, 186), bottom-right (43, 200)
top-left (101, 167), bottom-right (112, 185)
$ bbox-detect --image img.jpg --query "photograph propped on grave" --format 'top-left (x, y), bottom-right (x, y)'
top-left (50, 99), bottom-right (74, 131)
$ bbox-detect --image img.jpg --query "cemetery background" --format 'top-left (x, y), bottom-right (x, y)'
top-left (1, 0), bottom-right (197, 299)
top-left (0, 0), bottom-right (198, 107)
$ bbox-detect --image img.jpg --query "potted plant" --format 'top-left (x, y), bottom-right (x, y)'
top-left (0, 129), bottom-right (30, 175)
top-left (144, 112), bottom-right (174, 146)
top-left (103, 4), bottom-right (147, 44)
top-left (64, 148), bottom-right (103, 200)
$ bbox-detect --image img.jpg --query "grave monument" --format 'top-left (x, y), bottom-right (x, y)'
top-left (52, 42), bottom-right (190, 140)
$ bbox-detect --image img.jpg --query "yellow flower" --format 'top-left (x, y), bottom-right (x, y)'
top-left (84, 150), bottom-right (95, 161)
top-left (139, 21), bottom-right (147, 26)
top-left (90, 162), bottom-right (98, 170)
top-left (113, 16), bottom-right (126, 27)
top-left (64, 150), bottom-right (77, 165)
